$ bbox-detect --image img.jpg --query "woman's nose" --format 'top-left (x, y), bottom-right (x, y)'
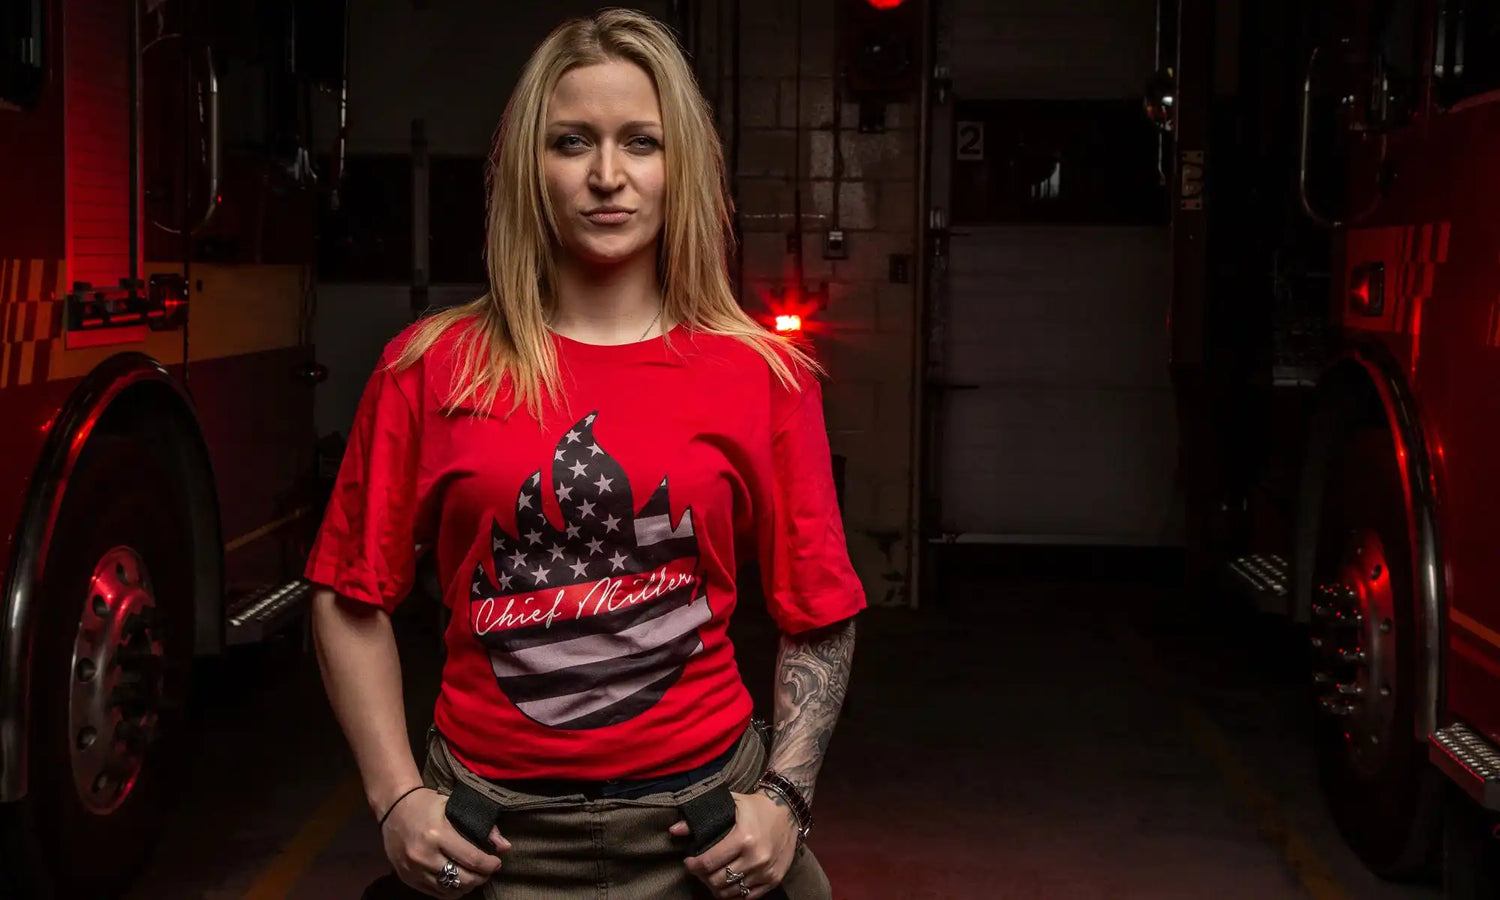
top-left (589, 148), bottom-right (625, 191)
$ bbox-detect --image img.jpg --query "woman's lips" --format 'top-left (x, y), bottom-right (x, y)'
top-left (584, 210), bottom-right (632, 225)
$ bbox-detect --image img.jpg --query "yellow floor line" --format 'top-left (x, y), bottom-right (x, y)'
top-left (1452, 608), bottom-right (1500, 651)
top-left (225, 506), bottom-right (311, 554)
top-left (240, 771), bottom-right (365, 900)
top-left (1115, 623), bottom-right (1353, 900)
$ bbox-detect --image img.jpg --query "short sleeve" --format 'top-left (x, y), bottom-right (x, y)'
top-left (304, 355), bottom-right (427, 613)
top-left (758, 369), bottom-right (867, 634)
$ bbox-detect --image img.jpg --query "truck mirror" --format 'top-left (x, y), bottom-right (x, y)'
top-left (1142, 67), bottom-right (1176, 134)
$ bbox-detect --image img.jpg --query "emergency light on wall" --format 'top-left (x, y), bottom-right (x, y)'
top-left (762, 281), bottom-right (825, 335)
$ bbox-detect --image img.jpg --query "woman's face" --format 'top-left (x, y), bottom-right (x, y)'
top-left (543, 59), bottom-right (667, 271)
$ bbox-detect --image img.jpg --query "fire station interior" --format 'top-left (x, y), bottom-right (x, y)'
top-left (4, 0), bottom-right (1500, 897)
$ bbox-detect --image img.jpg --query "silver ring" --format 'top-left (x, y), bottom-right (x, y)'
top-left (725, 866), bottom-right (745, 885)
top-left (438, 859), bottom-right (462, 890)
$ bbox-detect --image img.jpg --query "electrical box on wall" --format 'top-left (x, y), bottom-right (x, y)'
top-left (824, 229), bottom-right (847, 259)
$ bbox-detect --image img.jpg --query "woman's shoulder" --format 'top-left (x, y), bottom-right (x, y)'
top-left (678, 328), bottom-right (820, 422)
top-left (679, 327), bottom-right (815, 380)
top-left (373, 312), bottom-right (479, 408)
top-left (381, 313), bottom-right (471, 367)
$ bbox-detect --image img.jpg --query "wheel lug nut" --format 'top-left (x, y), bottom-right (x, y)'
top-left (76, 658), bottom-right (96, 681)
top-left (77, 727), bottom-right (97, 750)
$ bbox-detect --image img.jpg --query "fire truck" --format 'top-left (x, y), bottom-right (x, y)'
top-left (1157, 0), bottom-right (1500, 892)
top-left (0, 0), bottom-right (339, 895)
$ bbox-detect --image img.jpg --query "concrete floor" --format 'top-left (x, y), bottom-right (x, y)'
top-left (125, 552), bottom-right (1445, 899)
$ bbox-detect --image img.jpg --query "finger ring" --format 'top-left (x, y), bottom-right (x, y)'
top-left (725, 866), bottom-right (745, 884)
top-left (739, 885), bottom-right (750, 897)
top-left (438, 859), bottom-right (462, 890)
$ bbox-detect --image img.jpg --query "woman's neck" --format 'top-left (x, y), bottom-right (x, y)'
top-left (549, 249), bottom-right (667, 345)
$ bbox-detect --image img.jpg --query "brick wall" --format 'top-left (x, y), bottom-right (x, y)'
top-left (703, 0), bottom-right (919, 607)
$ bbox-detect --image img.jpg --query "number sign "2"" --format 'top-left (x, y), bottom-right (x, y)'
top-left (956, 121), bottom-right (984, 161)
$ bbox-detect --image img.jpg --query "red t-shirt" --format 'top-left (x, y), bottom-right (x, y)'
top-left (305, 320), bottom-right (866, 781)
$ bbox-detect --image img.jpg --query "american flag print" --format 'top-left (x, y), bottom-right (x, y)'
top-left (467, 412), bottom-right (712, 730)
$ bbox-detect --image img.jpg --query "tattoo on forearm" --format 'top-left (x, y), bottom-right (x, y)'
top-left (759, 786), bottom-right (792, 814)
top-left (768, 617), bottom-right (856, 806)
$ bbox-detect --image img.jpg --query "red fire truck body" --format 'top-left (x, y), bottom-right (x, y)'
top-left (1168, 0), bottom-right (1500, 889)
top-left (0, 0), bottom-right (330, 894)
top-left (1338, 116), bottom-right (1500, 751)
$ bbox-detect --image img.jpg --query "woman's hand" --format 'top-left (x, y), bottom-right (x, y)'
top-left (670, 790), bottom-right (798, 899)
top-left (380, 787), bottom-right (511, 897)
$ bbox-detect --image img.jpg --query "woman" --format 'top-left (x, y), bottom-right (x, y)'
top-left (306, 8), bottom-right (863, 899)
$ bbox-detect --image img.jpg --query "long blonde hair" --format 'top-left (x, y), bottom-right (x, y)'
top-left (393, 7), bottom-right (816, 419)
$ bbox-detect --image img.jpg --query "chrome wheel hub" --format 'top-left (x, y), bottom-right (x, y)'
top-left (68, 546), bottom-right (164, 815)
top-left (1313, 528), bottom-right (1399, 777)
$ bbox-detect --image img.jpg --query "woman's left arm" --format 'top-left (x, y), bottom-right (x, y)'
top-left (677, 365), bottom-right (863, 896)
top-left (766, 615), bottom-right (857, 808)
top-left (675, 615), bottom-right (856, 898)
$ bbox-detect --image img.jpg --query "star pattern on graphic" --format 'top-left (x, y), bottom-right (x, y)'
top-left (464, 409), bottom-right (713, 733)
top-left (468, 411), bottom-right (702, 601)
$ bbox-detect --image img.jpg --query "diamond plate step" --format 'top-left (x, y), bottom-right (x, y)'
top-left (1227, 553), bottom-right (1289, 614)
top-left (1431, 722), bottom-right (1500, 810)
top-left (226, 579), bottom-right (313, 646)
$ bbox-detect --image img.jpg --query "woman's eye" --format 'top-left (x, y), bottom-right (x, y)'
top-left (551, 134), bottom-right (657, 152)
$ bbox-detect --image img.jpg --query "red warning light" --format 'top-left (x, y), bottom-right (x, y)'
top-left (775, 314), bottom-right (803, 333)
top-left (865, 0), bottom-right (906, 7)
top-left (1348, 262), bottom-right (1384, 316)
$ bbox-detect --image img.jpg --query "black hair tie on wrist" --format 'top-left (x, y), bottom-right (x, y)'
top-left (379, 785), bottom-right (427, 830)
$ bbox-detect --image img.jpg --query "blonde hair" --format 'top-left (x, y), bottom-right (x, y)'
top-left (393, 7), bottom-right (817, 419)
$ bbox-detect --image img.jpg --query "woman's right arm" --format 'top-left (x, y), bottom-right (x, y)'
top-left (310, 588), bottom-right (423, 817)
top-left (311, 588), bottom-right (508, 896)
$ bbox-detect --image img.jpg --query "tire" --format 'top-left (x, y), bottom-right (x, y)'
top-left (1308, 424), bottom-right (1441, 880)
top-left (10, 434), bottom-right (195, 898)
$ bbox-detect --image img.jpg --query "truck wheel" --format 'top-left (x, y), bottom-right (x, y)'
top-left (15, 434), bottom-right (195, 897)
top-left (1308, 425), bottom-right (1440, 879)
